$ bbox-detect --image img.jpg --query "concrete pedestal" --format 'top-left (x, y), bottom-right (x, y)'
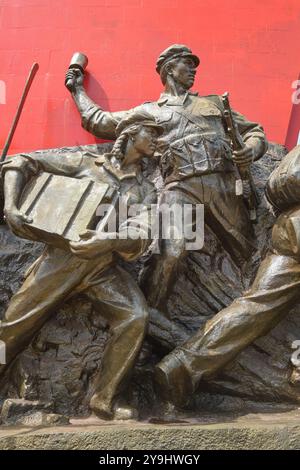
top-left (0, 410), bottom-right (300, 450)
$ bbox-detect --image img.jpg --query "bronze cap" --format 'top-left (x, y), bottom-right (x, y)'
top-left (156, 44), bottom-right (200, 74)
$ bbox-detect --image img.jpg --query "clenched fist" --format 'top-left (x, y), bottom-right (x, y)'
top-left (65, 68), bottom-right (84, 92)
top-left (232, 145), bottom-right (254, 167)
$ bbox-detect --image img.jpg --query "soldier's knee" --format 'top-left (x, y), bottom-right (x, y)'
top-left (130, 304), bottom-right (149, 329)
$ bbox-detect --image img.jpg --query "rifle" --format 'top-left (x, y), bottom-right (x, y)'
top-left (0, 63), bottom-right (39, 224)
top-left (221, 92), bottom-right (259, 222)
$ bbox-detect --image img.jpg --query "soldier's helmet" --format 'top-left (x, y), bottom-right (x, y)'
top-left (156, 44), bottom-right (200, 74)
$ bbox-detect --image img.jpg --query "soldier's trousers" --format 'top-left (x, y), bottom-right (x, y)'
top-left (141, 172), bottom-right (254, 309)
top-left (0, 246), bottom-right (148, 410)
top-left (156, 252), bottom-right (300, 405)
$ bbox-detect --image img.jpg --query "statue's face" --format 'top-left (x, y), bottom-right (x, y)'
top-left (169, 57), bottom-right (197, 89)
top-left (133, 126), bottom-right (160, 157)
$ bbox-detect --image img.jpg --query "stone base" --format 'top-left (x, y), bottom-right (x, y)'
top-left (0, 410), bottom-right (300, 450)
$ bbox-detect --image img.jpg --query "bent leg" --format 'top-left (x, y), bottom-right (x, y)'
top-left (84, 265), bottom-right (148, 417)
top-left (141, 238), bottom-right (187, 311)
top-left (204, 173), bottom-right (255, 264)
top-left (156, 253), bottom-right (300, 405)
top-left (0, 247), bottom-right (96, 377)
top-left (140, 188), bottom-right (190, 310)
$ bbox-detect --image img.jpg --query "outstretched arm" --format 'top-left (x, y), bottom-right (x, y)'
top-left (65, 68), bottom-right (129, 140)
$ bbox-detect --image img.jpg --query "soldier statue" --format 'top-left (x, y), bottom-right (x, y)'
top-left (154, 144), bottom-right (300, 407)
top-left (65, 44), bottom-right (267, 311)
top-left (0, 110), bottom-right (163, 420)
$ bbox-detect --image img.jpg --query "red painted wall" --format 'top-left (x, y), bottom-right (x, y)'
top-left (1, 0), bottom-right (300, 155)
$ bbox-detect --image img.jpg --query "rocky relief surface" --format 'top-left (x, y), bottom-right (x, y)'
top-left (1, 142), bottom-right (300, 423)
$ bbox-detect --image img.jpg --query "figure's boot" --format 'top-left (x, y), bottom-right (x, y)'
top-left (90, 393), bottom-right (138, 421)
top-left (154, 352), bottom-right (194, 408)
top-left (113, 402), bottom-right (138, 421)
top-left (89, 393), bottom-right (114, 420)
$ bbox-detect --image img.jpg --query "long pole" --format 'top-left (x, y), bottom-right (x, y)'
top-left (1, 62), bottom-right (39, 162)
top-left (0, 62), bottom-right (39, 224)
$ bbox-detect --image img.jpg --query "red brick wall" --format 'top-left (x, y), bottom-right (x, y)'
top-left (1, 0), bottom-right (300, 154)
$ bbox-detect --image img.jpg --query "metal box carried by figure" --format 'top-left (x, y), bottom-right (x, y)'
top-left (19, 172), bottom-right (114, 250)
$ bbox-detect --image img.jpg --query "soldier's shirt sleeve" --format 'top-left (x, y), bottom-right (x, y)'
top-left (0, 151), bottom-right (86, 180)
top-left (81, 103), bottom-right (150, 140)
top-left (0, 154), bottom-right (40, 180)
top-left (231, 108), bottom-right (268, 160)
top-left (81, 103), bottom-right (131, 140)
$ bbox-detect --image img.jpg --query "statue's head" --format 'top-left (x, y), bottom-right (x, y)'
top-left (156, 44), bottom-right (200, 90)
top-left (112, 111), bottom-right (163, 162)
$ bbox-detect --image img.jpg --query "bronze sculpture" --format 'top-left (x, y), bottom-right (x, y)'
top-left (2, 44), bottom-right (297, 426)
top-left (65, 44), bottom-right (267, 311)
top-left (154, 144), bottom-right (300, 408)
top-left (0, 110), bottom-right (163, 420)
